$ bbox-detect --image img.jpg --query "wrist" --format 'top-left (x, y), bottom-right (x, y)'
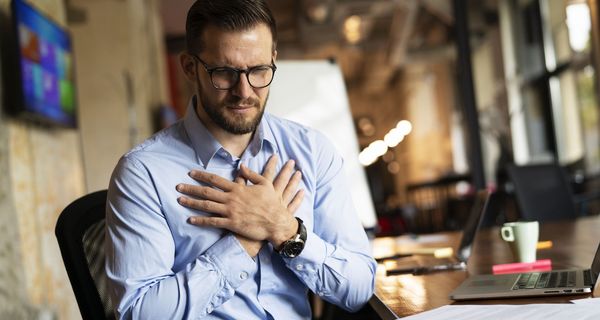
top-left (275, 217), bottom-right (307, 258)
top-left (270, 216), bottom-right (299, 250)
top-left (235, 234), bottom-right (263, 258)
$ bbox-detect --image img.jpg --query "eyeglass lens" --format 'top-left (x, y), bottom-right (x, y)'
top-left (211, 66), bottom-right (274, 89)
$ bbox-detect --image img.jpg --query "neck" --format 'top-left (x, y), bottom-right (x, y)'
top-left (194, 105), bottom-right (253, 158)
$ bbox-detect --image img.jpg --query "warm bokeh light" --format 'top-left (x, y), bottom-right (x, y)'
top-left (387, 161), bottom-right (401, 174)
top-left (343, 15), bottom-right (362, 44)
top-left (359, 119), bottom-right (412, 166)
top-left (358, 151), bottom-right (378, 166)
top-left (566, 3), bottom-right (590, 52)
top-left (396, 120), bottom-right (413, 136)
top-left (384, 128), bottom-right (405, 148)
top-left (369, 140), bottom-right (388, 156)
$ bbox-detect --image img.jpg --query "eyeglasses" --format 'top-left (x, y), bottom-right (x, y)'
top-left (193, 55), bottom-right (277, 90)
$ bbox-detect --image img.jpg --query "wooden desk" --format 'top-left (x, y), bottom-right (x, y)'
top-left (369, 215), bottom-right (600, 319)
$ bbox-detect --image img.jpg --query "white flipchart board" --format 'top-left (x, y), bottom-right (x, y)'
top-left (268, 60), bottom-right (377, 229)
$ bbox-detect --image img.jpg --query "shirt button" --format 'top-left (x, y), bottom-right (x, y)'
top-left (206, 305), bottom-right (213, 313)
top-left (295, 264), bottom-right (304, 271)
top-left (239, 271), bottom-right (248, 280)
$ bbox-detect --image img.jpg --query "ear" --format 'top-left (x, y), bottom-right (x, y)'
top-left (179, 52), bottom-right (197, 82)
top-left (272, 50), bottom-right (278, 63)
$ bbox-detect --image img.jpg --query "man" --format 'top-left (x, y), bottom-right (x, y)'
top-left (105, 0), bottom-right (376, 319)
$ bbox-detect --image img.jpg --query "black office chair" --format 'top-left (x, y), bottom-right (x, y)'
top-left (506, 163), bottom-right (578, 222)
top-left (55, 189), bottom-right (114, 320)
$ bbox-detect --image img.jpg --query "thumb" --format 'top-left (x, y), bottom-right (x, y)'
top-left (239, 164), bottom-right (267, 185)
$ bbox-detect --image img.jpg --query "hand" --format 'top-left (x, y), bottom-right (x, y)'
top-left (231, 176), bottom-right (264, 256)
top-left (177, 155), bottom-right (305, 255)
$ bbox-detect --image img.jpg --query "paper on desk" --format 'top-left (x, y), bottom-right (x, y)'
top-left (398, 304), bottom-right (600, 320)
top-left (570, 297), bottom-right (600, 305)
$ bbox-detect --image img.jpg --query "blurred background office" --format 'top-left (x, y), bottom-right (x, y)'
top-left (1, 0), bottom-right (600, 318)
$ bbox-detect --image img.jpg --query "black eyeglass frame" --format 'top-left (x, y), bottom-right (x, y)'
top-left (192, 55), bottom-right (277, 90)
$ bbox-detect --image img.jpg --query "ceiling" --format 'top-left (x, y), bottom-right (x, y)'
top-left (160, 0), bottom-right (455, 59)
top-left (160, 0), bottom-right (497, 89)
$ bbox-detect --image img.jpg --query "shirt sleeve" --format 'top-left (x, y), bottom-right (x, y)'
top-left (105, 156), bottom-right (256, 319)
top-left (282, 132), bottom-right (377, 312)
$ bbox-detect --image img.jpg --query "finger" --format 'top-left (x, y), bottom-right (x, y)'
top-left (176, 183), bottom-right (228, 203)
top-left (177, 196), bottom-right (228, 215)
top-left (239, 163), bottom-right (268, 185)
top-left (287, 189), bottom-right (305, 214)
top-left (234, 176), bottom-right (246, 185)
top-left (273, 160), bottom-right (296, 191)
top-left (187, 216), bottom-right (230, 229)
top-left (282, 171), bottom-right (302, 204)
top-left (189, 170), bottom-right (236, 191)
top-left (261, 154), bottom-right (279, 181)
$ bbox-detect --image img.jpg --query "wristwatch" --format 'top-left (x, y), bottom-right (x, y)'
top-left (278, 217), bottom-right (307, 258)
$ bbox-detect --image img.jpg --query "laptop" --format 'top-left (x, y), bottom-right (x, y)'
top-left (382, 190), bottom-right (494, 275)
top-left (449, 237), bottom-right (600, 300)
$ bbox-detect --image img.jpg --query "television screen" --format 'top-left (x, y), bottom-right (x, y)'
top-left (4, 0), bottom-right (77, 127)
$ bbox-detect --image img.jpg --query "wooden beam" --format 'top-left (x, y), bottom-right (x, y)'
top-left (387, 1), bottom-right (419, 67)
top-left (422, 0), bottom-right (454, 25)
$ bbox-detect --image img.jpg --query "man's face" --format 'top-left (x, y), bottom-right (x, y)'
top-left (193, 23), bottom-right (276, 135)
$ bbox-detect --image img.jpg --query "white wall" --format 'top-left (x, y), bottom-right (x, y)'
top-left (71, 0), bottom-right (169, 192)
top-left (268, 60), bottom-right (377, 229)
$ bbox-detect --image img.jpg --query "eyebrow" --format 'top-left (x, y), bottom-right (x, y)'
top-left (208, 56), bottom-right (273, 69)
top-left (207, 60), bottom-right (273, 70)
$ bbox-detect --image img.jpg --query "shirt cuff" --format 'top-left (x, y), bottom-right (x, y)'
top-left (282, 231), bottom-right (330, 292)
top-left (204, 233), bottom-right (257, 289)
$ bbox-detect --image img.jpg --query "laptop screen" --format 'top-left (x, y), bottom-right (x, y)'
top-left (590, 241), bottom-right (600, 281)
top-left (456, 190), bottom-right (492, 262)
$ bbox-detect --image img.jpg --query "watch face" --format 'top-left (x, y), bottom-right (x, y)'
top-left (283, 241), bottom-right (305, 258)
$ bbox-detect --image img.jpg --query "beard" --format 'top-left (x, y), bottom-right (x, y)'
top-left (198, 92), bottom-right (266, 135)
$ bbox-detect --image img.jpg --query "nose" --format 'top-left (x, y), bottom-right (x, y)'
top-left (231, 73), bottom-right (253, 99)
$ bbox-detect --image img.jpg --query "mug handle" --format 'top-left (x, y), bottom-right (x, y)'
top-left (501, 226), bottom-right (514, 242)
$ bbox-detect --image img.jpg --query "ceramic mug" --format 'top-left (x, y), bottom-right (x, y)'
top-left (500, 221), bottom-right (539, 263)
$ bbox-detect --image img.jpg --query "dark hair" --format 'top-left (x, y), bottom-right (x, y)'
top-left (185, 0), bottom-right (277, 54)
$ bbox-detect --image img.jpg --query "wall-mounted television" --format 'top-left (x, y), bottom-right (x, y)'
top-left (1, 0), bottom-right (77, 128)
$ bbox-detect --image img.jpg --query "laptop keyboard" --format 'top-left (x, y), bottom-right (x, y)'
top-left (512, 271), bottom-right (577, 290)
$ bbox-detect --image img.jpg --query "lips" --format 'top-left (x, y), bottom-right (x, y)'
top-left (227, 105), bottom-right (254, 112)
top-left (228, 105), bottom-right (254, 109)
top-left (226, 105), bottom-right (256, 115)
top-left (225, 97), bottom-right (260, 109)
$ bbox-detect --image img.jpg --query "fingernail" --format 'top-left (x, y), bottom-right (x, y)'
top-left (176, 184), bottom-right (182, 191)
top-left (177, 196), bottom-right (184, 204)
top-left (187, 217), bottom-right (195, 223)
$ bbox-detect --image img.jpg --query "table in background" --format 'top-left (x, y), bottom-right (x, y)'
top-left (368, 215), bottom-right (600, 319)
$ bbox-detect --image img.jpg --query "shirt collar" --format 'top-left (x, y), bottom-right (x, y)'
top-left (183, 96), bottom-right (278, 167)
top-left (250, 113), bottom-right (278, 157)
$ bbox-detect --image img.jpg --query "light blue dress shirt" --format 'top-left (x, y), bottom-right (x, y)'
top-left (106, 98), bottom-right (376, 320)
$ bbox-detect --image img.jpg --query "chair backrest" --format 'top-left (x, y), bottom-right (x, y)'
top-left (506, 163), bottom-right (577, 222)
top-left (55, 189), bottom-right (114, 320)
